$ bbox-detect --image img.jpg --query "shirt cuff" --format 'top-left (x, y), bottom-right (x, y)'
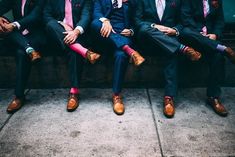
top-left (130, 29), bottom-right (134, 36)
top-left (99, 17), bottom-right (109, 22)
top-left (172, 27), bottom-right (179, 36)
top-left (75, 26), bottom-right (84, 34)
top-left (13, 22), bottom-right (21, 30)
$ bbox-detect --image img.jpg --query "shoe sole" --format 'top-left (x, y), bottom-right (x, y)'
top-left (67, 105), bottom-right (79, 112)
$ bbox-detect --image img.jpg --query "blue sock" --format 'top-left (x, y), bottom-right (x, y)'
top-left (216, 44), bottom-right (227, 53)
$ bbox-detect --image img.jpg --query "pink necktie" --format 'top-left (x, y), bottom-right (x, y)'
top-left (21, 0), bottom-right (26, 16)
top-left (64, 0), bottom-right (73, 28)
top-left (157, 0), bottom-right (164, 21)
top-left (202, 0), bottom-right (208, 34)
top-left (21, 0), bottom-right (29, 35)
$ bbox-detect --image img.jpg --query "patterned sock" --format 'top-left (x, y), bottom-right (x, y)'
top-left (216, 44), bottom-right (227, 53)
top-left (69, 43), bottom-right (88, 58)
top-left (122, 45), bottom-right (135, 56)
top-left (179, 44), bottom-right (188, 53)
top-left (25, 47), bottom-right (35, 54)
top-left (70, 87), bottom-right (79, 95)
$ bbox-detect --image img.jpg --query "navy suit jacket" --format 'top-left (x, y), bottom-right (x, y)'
top-left (0, 0), bottom-right (45, 31)
top-left (181, 0), bottom-right (224, 38)
top-left (44, 0), bottom-right (92, 31)
top-left (135, 0), bottom-right (183, 32)
top-left (93, 0), bottom-right (136, 29)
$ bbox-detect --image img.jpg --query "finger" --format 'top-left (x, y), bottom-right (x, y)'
top-left (112, 29), bottom-right (116, 34)
top-left (105, 29), bottom-right (111, 38)
top-left (63, 32), bottom-right (69, 35)
top-left (3, 19), bottom-right (9, 23)
top-left (103, 28), bottom-right (109, 37)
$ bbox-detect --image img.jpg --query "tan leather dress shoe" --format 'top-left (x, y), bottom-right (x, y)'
top-left (29, 51), bottom-right (41, 62)
top-left (7, 98), bottom-right (24, 113)
top-left (184, 47), bottom-right (201, 61)
top-left (113, 95), bottom-right (125, 115)
top-left (131, 51), bottom-right (145, 66)
top-left (67, 94), bottom-right (79, 112)
top-left (86, 50), bottom-right (101, 64)
top-left (224, 47), bottom-right (235, 64)
top-left (163, 97), bottom-right (175, 118)
top-left (207, 97), bottom-right (228, 117)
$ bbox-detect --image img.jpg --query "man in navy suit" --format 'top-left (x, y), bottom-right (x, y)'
top-left (180, 0), bottom-right (235, 116)
top-left (44, 0), bottom-right (101, 112)
top-left (135, 0), bottom-right (203, 118)
top-left (0, 0), bottom-right (45, 113)
top-left (90, 0), bottom-right (145, 115)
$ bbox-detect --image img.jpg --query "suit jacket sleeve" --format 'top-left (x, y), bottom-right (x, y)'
top-left (17, 0), bottom-right (45, 30)
top-left (93, 0), bottom-right (105, 20)
top-left (181, 0), bottom-right (197, 29)
top-left (172, 1), bottom-right (183, 33)
top-left (212, 0), bottom-right (225, 39)
top-left (0, 0), bottom-right (14, 16)
top-left (134, 0), bottom-right (153, 30)
top-left (75, 0), bottom-right (92, 30)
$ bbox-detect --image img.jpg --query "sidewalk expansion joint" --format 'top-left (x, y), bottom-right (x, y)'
top-left (0, 89), bottom-right (31, 133)
top-left (146, 88), bottom-right (164, 157)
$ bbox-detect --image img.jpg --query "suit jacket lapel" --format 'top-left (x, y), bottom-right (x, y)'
top-left (24, 0), bottom-right (30, 15)
top-left (149, 0), bottom-right (160, 22)
top-left (161, 0), bottom-right (169, 22)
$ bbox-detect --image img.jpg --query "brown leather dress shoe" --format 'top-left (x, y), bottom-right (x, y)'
top-left (67, 94), bottom-right (79, 112)
top-left (224, 47), bottom-right (235, 64)
top-left (207, 97), bottom-right (228, 117)
top-left (183, 47), bottom-right (201, 61)
top-left (86, 50), bottom-right (101, 64)
top-left (131, 51), bottom-right (145, 66)
top-left (7, 98), bottom-right (24, 114)
top-left (29, 51), bottom-right (41, 62)
top-left (163, 97), bottom-right (175, 118)
top-left (112, 95), bottom-right (125, 115)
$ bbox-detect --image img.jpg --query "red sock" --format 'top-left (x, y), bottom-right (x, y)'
top-left (70, 87), bottom-right (79, 95)
top-left (69, 43), bottom-right (88, 58)
top-left (122, 45), bottom-right (135, 56)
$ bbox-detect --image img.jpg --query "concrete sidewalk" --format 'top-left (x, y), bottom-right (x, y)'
top-left (0, 88), bottom-right (235, 157)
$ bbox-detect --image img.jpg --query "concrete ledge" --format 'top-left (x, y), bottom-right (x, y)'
top-left (0, 27), bottom-right (235, 88)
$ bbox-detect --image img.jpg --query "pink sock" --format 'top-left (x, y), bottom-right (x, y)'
top-left (70, 87), bottom-right (79, 95)
top-left (122, 45), bottom-right (135, 56)
top-left (69, 43), bottom-right (88, 58)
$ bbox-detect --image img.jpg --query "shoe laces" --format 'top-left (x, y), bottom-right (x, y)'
top-left (113, 95), bottom-right (123, 104)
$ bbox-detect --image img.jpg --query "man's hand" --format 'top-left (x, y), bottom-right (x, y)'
top-left (207, 34), bottom-right (217, 40)
top-left (162, 27), bottom-right (177, 36)
top-left (153, 24), bottom-right (176, 36)
top-left (58, 21), bottom-right (73, 31)
top-left (63, 29), bottom-right (80, 45)
top-left (100, 20), bottom-right (115, 38)
top-left (2, 23), bottom-right (15, 33)
top-left (0, 17), bottom-right (9, 26)
top-left (120, 29), bottom-right (132, 37)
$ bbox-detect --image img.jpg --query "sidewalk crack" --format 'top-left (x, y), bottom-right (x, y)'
top-left (146, 88), bottom-right (164, 157)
